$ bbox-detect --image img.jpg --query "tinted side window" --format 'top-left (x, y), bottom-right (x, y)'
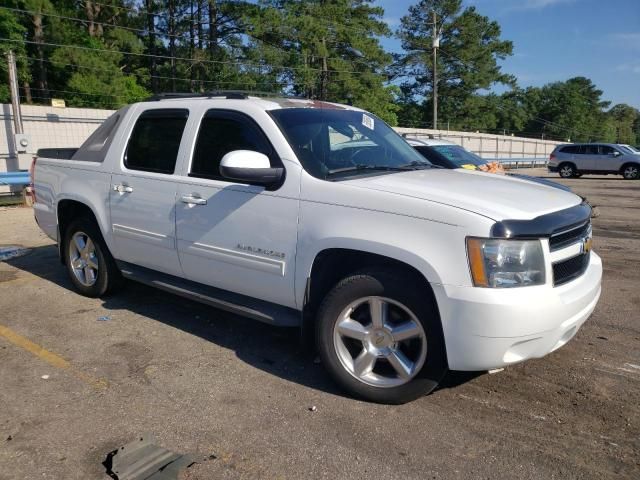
top-left (125, 109), bottom-right (189, 174)
top-left (190, 110), bottom-right (275, 181)
top-left (561, 145), bottom-right (578, 154)
top-left (414, 146), bottom-right (448, 166)
top-left (600, 145), bottom-right (615, 155)
top-left (583, 145), bottom-right (599, 155)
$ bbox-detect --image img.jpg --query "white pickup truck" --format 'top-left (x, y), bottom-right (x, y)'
top-left (32, 93), bottom-right (602, 404)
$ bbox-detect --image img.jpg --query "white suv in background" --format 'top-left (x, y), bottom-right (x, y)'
top-left (549, 143), bottom-right (640, 179)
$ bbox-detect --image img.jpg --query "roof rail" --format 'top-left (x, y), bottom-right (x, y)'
top-left (145, 90), bottom-right (311, 102)
top-left (146, 91), bottom-right (249, 101)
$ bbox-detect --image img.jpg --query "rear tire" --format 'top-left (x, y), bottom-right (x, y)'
top-left (316, 268), bottom-right (447, 404)
top-left (558, 163), bottom-right (576, 178)
top-left (63, 217), bottom-right (123, 297)
top-left (621, 163), bottom-right (639, 180)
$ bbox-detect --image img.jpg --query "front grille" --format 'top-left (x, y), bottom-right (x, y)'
top-left (549, 221), bottom-right (591, 251)
top-left (553, 252), bottom-right (590, 286)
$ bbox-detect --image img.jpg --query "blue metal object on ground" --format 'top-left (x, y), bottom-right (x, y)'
top-left (0, 171), bottom-right (30, 186)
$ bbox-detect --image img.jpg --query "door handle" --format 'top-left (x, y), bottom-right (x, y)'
top-left (113, 184), bottom-right (133, 194)
top-left (180, 195), bottom-right (207, 205)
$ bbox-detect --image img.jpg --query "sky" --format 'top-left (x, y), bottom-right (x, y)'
top-left (375, 0), bottom-right (640, 109)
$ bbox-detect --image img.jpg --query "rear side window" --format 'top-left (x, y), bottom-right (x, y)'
top-left (560, 145), bottom-right (579, 154)
top-left (125, 109), bottom-right (189, 174)
top-left (190, 110), bottom-right (275, 181)
top-left (583, 145), bottom-right (599, 155)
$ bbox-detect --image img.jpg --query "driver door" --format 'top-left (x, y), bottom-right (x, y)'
top-left (175, 109), bottom-right (299, 308)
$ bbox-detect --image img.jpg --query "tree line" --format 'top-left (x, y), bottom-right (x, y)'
top-left (1, 0), bottom-right (638, 143)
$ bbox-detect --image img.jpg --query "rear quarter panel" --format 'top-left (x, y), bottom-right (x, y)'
top-left (34, 159), bottom-right (112, 248)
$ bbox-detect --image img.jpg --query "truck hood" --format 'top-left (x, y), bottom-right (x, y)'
top-left (343, 168), bottom-right (582, 221)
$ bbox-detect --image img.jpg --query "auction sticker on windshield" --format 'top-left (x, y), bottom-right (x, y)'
top-left (362, 114), bottom-right (375, 130)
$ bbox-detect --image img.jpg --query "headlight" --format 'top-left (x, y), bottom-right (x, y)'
top-left (466, 238), bottom-right (545, 288)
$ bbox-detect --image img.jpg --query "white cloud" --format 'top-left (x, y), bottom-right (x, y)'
top-left (518, 0), bottom-right (575, 7)
top-left (616, 62), bottom-right (640, 74)
top-left (486, 0), bottom-right (577, 12)
top-left (608, 32), bottom-right (640, 49)
top-left (383, 16), bottom-right (400, 27)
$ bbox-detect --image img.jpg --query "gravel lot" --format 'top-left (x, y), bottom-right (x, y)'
top-left (0, 170), bottom-right (638, 479)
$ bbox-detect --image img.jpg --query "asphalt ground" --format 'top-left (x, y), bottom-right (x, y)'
top-left (0, 169), bottom-right (638, 479)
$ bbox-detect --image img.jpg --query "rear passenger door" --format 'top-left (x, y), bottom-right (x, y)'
top-left (578, 144), bottom-right (599, 170)
top-left (109, 108), bottom-right (189, 275)
top-left (175, 109), bottom-right (299, 308)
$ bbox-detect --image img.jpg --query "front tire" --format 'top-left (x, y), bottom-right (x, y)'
top-left (63, 217), bottom-right (122, 297)
top-left (316, 269), bottom-right (447, 404)
top-left (622, 164), bottom-right (639, 180)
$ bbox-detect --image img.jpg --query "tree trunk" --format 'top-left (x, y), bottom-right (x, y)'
top-left (190, 0), bottom-right (196, 91)
top-left (145, 0), bottom-right (158, 93)
top-left (32, 13), bottom-right (49, 100)
top-left (320, 37), bottom-right (328, 100)
top-left (208, 0), bottom-right (217, 59)
top-left (168, 0), bottom-right (177, 92)
top-left (23, 82), bottom-right (32, 104)
top-left (85, 1), bottom-right (103, 37)
top-left (197, 1), bottom-right (203, 49)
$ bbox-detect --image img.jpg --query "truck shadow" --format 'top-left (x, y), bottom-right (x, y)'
top-left (6, 244), bottom-right (484, 400)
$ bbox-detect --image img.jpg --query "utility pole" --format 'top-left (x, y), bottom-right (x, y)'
top-left (432, 10), bottom-right (439, 130)
top-left (6, 50), bottom-right (23, 135)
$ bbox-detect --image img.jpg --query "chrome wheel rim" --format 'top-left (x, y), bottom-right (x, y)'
top-left (333, 296), bottom-right (427, 388)
top-left (560, 166), bottom-right (573, 177)
top-left (624, 166), bottom-right (638, 179)
top-left (69, 231), bottom-right (98, 287)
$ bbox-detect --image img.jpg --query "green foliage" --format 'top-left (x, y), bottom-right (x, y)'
top-left (0, 9), bottom-right (27, 103)
top-left (607, 104), bottom-right (639, 145)
top-left (248, 0), bottom-right (398, 123)
top-left (397, 0), bottom-right (514, 127)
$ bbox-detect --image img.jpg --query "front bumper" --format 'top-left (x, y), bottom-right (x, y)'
top-left (433, 252), bottom-right (602, 371)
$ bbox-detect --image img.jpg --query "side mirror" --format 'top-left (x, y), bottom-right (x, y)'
top-left (219, 150), bottom-right (284, 186)
top-left (612, 151), bottom-right (622, 157)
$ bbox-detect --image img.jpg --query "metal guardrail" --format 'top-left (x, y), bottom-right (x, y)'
top-left (485, 158), bottom-right (549, 169)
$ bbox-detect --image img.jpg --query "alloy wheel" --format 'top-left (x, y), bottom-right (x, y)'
top-left (623, 165), bottom-right (638, 179)
top-left (333, 296), bottom-right (427, 388)
top-left (69, 231), bottom-right (99, 287)
top-left (560, 165), bottom-right (574, 178)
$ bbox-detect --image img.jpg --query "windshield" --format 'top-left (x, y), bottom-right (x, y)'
top-left (269, 108), bottom-right (432, 179)
top-left (620, 144), bottom-right (640, 154)
top-left (429, 145), bottom-right (487, 168)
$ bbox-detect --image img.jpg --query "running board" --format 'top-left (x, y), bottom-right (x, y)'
top-left (117, 261), bottom-right (301, 327)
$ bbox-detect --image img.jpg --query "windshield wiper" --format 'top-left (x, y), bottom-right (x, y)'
top-left (402, 160), bottom-right (441, 169)
top-left (326, 164), bottom-right (415, 176)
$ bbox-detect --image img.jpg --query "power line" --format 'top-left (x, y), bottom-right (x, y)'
top-left (0, 6), bottom-right (383, 71)
top-left (435, 49), bottom-right (602, 139)
top-left (86, 0), bottom-right (387, 39)
top-left (16, 55), bottom-right (284, 87)
top-left (0, 37), bottom-right (379, 77)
